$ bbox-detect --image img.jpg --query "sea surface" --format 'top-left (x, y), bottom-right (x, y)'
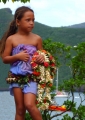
top-left (0, 91), bottom-right (85, 120)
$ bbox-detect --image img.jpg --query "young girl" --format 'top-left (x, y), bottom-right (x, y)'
top-left (0, 6), bottom-right (44, 120)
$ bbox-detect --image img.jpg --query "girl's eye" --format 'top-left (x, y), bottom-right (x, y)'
top-left (26, 19), bottom-right (35, 22)
top-left (26, 19), bottom-right (30, 21)
top-left (32, 19), bottom-right (35, 22)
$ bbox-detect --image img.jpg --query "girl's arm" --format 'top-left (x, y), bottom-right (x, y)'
top-left (2, 38), bottom-right (17, 64)
top-left (2, 37), bottom-right (29, 64)
top-left (36, 36), bottom-right (43, 50)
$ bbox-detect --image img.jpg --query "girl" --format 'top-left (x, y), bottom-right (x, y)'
top-left (0, 6), bottom-right (44, 120)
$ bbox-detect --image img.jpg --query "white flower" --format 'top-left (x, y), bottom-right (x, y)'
top-left (39, 103), bottom-right (49, 110)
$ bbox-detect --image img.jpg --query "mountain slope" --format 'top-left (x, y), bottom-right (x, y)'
top-left (0, 8), bottom-right (13, 38)
top-left (67, 22), bottom-right (85, 28)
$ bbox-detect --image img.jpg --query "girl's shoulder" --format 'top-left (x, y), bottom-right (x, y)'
top-left (6, 34), bottom-right (18, 47)
top-left (31, 33), bottom-right (42, 41)
top-left (6, 35), bottom-right (15, 44)
top-left (6, 34), bottom-right (16, 41)
top-left (31, 33), bottom-right (43, 49)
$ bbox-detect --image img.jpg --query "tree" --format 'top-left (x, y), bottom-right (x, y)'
top-left (25, 39), bottom-right (85, 120)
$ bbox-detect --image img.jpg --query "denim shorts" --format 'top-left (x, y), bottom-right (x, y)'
top-left (9, 81), bottom-right (38, 96)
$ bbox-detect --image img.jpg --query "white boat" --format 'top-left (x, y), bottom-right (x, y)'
top-left (55, 68), bottom-right (68, 98)
top-left (55, 91), bottom-right (68, 98)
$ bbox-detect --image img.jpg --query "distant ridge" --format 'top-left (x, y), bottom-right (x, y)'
top-left (0, 8), bottom-right (12, 14)
top-left (0, 8), bottom-right (85, 28)
top-left (67, 22), bottom-right (85, 28)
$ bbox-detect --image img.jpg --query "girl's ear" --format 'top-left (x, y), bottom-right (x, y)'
top-left (16, 19), bottom-right (20, 26)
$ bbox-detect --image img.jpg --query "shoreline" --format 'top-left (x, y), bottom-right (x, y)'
top-left (0, 88), bottom-right (9, 91)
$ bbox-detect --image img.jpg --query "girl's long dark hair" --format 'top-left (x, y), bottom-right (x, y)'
top-left (0, 6), bottom-right (34, 56)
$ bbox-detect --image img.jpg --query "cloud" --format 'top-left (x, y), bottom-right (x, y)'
top-left (0, 0), bottom-right (31, 14)
top-left (0, 0), bottom-right (85, 27)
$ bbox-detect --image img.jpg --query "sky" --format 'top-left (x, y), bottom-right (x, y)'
top-left (0, 0), bottom-right (85, 27)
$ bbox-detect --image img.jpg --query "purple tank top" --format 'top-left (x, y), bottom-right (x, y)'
top-left (10, 44), bottom-right (37, 75)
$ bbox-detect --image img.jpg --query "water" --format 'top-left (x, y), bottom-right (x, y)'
top-left (0, 91), bottom-right (85, 120)
top-left (0, 91), bottom-right (15, 120)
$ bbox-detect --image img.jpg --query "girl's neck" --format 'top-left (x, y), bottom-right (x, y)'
top-left (16, 30), bottom-right (31, 36)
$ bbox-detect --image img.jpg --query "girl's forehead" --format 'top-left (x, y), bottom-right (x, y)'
top-left (23, 11), bottom-right (34, 18)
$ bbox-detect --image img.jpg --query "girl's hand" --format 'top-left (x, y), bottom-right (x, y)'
top-left (35, 54), bottom-right (45, 63)
top-left (16, 50), bottom-right (29, 62)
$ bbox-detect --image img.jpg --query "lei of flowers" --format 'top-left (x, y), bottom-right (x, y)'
top-left (31, 49), bottom-right (56, 110)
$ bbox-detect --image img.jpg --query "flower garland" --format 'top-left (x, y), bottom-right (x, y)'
top-left (31, 49), bottom-right (56, 110)
top-left (6, 49), bottom-right (57, 110)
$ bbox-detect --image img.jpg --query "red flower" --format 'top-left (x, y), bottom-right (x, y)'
top-left (44, 62), bottom-right (49, 67)
top-left (32, 57), bottom-right (36, 61)
top-left (41, 50), bottom-right (47, 53)
top-left (34, 52), bottom-right (39, 55)
top-left (48, 83), bottom-right (53, 87)
top-left (36, 100), bottom-right (39, 104)
top-left (51, 63), bottom-right (55, 67)
top-left (31, 63), bottom-right (38, 68)
top-left (43, 99), bottom-right (47, 103)
top-left (33, 71), bottom-right (40, 76)
top-left (49, 55), bottom-right (53, 60)
top-left (41, 83), bottom-right (46, 88)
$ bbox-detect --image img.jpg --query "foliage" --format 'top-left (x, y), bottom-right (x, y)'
top-left (25, 112), bottom-right (32, 120)
top-left (25, 40), bottom-right (85, 120)
top-left (0, 0), bottom-right (30, 4)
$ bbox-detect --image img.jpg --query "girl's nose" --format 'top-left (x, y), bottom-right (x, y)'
top-left (30, 20), bottom-right (34, 25)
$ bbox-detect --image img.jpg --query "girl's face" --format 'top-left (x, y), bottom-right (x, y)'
top-left (17, 11), bottom-right (35, 33)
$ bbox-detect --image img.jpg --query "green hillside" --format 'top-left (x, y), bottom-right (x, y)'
top-left (67, 22), bottom-right (85, 28)
top-left (33, 24), bottom-right (85, 46)
top-left (0, 8), bottom-right (85, 89)
top-left (0, 8), bottom-right (13, 38)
